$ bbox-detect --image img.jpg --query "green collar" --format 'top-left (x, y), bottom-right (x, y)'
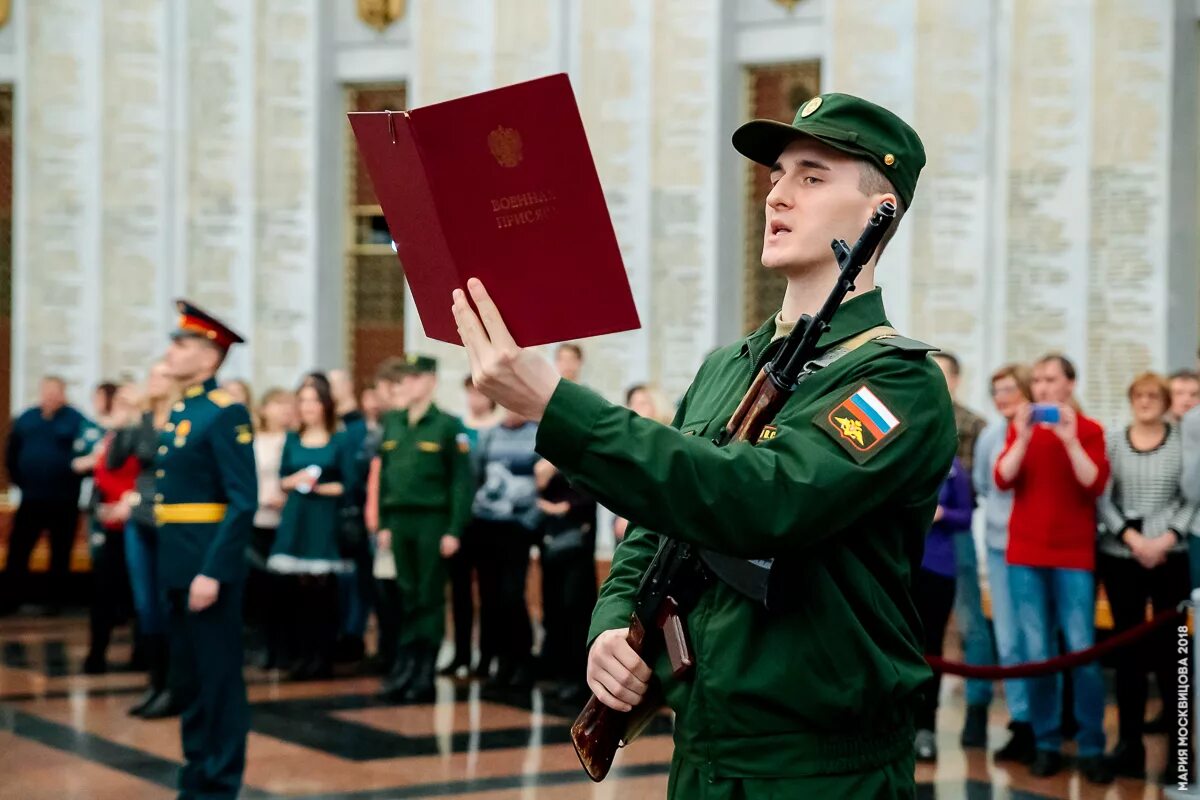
top-left (405, 402), bottom-right (439, 427)
top-left (183, 376), bottom-right (219, 400)
top-left (739, 288), bottom-right (890, 361)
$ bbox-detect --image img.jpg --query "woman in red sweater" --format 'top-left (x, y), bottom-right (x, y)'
top-left (994, 354), bottom-right (1111, 784)
top-left (86, 388), bottom-right (143, 673)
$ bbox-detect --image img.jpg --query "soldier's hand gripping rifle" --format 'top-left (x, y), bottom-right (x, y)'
top-left (570, 201), bottom-right (898, 782)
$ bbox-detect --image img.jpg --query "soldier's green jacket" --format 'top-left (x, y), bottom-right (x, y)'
top-left (155, 378), bottom-right (258, 590)
top-left (535, 289), bottom-right (956, 780)
top-left (377, 405), bottom-right (473, 538)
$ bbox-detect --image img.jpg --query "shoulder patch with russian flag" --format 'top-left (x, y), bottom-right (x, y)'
top-left (815, 383), bottom-right (904, 463)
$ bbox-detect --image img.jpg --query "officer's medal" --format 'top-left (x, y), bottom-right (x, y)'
top-left (175, 420), bottom-right (191, 448)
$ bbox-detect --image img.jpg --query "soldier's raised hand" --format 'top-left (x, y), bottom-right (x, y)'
top-left (452, 279), bottom-right (560, 421)
top-left (587, 628), bottom-right (653, 712)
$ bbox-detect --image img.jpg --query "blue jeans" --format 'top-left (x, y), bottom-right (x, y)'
top-left (953, 534), bottom-right (995, 707)
top-left (337, 534), bottom-right (375, 638)
top-left (1009, 564), bottom-right (1105, 756)
top-left (124, 520), bottom-right (165, 636)
top-left (985, 547), bottom-right (1029, 723)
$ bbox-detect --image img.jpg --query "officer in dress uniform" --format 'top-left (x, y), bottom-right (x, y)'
top-left (154, 300), bottom-right (257, 800)
top-left (376, 355), bottom-right (474, 703)
top-left (454, 94), bottom-right (958, 798)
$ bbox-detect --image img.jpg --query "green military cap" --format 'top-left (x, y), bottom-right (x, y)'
top-left (732, 92), bottom-right (925, 207)
top-left (403, 354), bottom-right (438, 374)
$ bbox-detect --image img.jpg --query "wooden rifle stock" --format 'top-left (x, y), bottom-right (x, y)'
top-left (724, 369), bottom-right (790, 445)
top-left (571, 614), bottom-right (648, 782)
top-left (571, 597), bottom-right (692, 782)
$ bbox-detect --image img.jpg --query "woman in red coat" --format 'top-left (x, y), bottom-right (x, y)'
top-left (85, 388), bottom-right (142, 673)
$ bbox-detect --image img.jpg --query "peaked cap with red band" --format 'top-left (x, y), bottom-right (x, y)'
top-left (172, 299), bottom-right (246, 351)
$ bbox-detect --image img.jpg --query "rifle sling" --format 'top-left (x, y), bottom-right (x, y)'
top-left (698, 325), bottom-right (896, 608)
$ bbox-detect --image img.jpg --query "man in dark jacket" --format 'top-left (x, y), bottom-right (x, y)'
top-left (1, 376), bottom-right (88, 614)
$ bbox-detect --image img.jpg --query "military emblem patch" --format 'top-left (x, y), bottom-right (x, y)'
top-left (455, 432), bottom-right (471, 454)
top-left (815, 384), bottom-right (903, 464)
top-left (757, 425), bottom-right (778, 443)
top-left (235, 424), bottom-right (253, 445)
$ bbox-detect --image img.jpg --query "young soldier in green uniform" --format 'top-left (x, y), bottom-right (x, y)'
top-left (155, 301), bottom-right (257, 800)
top-left (453, 93), bottom-right (957, 798)
top-left (377, 355), bottom-right (474, 703)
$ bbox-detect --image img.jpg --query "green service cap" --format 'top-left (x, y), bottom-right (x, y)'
top-left (732, 92), bottom-right (925, 207)
top-left (403, 354), bottom-right (438, 374)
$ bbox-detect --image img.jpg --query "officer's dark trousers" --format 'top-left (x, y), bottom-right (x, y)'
top-left (539, 540), bottom-right (596, 683)
top-left (167, 584), bottom-right (248, 800)
top-left (475, 521), bottom-right (533, 669)
top-left (1, 499), bottom-right (79, 607)
top-left (914, 567), bottom-right (956, 732)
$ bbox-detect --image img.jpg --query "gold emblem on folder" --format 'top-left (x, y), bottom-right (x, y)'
top-left (488, 126), bottom-right (523, 168)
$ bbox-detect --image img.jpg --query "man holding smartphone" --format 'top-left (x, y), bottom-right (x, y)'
top-left (994, 354), bottom-right (1112, 783)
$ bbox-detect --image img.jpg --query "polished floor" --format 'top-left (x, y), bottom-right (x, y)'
top-left (0, 612), bottom-right (1194, 799)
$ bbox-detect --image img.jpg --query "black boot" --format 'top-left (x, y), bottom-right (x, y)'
top-left (127, 686), bottom-right (159, 717)
top-left (472, 653), bottom-right (494, 680)
top-left (139, 688), bottom-right (181, 719)
top-left (1104, 739), bottom-right (1146, 779)
top-left (82, 650), bottom-right (108, 675)
top-left (993, 720), bottom-right (1035, 764)
top-left (1029, 750), bottom-right (1063, 778)
top-left (402, 645), bottom-right (437, 704)
top-left (508, 658), bottom-right (534, 690)
top-left (129, 635), bottom-right (161, 716)
top-left (438, 651), bottom-right (470, 677)
top-left (380, 645), bottom-right (416, 700)
top-left (486, 657), bottom-right (515, 689)
top-left (960, 704), bottom-right (989, 748)
top-left (137, 635), bottom-right (179, 718)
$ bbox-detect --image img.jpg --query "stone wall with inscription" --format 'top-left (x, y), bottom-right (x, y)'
top-left (818, 0), bottom-right (1193, 421)
top-left (13, 0), bottom-right (320, 407)
top-left (10, 0), bottom-right (1196, 432)
top-left (15, 0), bottom-right (101, 400)
top-left (252, 0), bottom-right (318, 390)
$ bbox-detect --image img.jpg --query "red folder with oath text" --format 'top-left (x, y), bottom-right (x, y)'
top-left (348, 73), bottom-right (640, 346)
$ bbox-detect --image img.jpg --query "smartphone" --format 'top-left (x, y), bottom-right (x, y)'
top-left (297, 465), bottom-right (323, 494)
top-left (1029, 403), bottom-right (1060, 425)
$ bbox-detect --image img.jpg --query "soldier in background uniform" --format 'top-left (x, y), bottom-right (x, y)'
top-left (455, 94), bottom-right (957, 798)
top-left (376, 355), bottom-right (474, 703)
top-left (156, 301), bottom-right (257, 800)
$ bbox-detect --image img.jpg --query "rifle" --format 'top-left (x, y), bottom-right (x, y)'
top-left (570, 201), bottom-right (898, 782)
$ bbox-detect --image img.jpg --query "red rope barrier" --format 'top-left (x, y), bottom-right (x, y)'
top-left (927, 606), bottom-right (1187, 679)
